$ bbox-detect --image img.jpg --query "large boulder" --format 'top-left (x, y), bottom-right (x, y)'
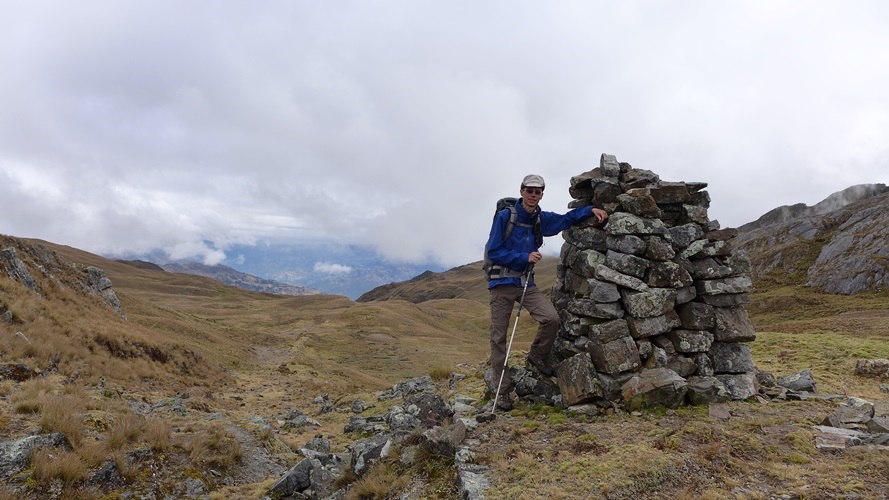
top-left (588, 336), bottom-right (641, 375)
top-left (854, 358), bottom-right (889, 378)
top-left (620, 288), bottom-right (676, 318)
top-left (708, 342), bottom-right (755, 374)
top-left (267, 453), bottom-right (345, 499)
top-left (777, 369), bottom-right (817, 392)
top-left (716, 373), bottom-right (757, 400)
top-left (350, 434), bottom-right (393, 477)
top-left (406, 392), bottom-right (453, 428)
top-left (512, 367), bottom-right (560, 404)
top-left (555, 353), bottom-right (603, 406)
top-left (621, 368), bottom-right (688, 410)
top-left (422, 420), bottom-right (467, 457)
top-left (711, 307), bottom-right (756, 342)
top-left (685, 376), bottom-right (730, 405)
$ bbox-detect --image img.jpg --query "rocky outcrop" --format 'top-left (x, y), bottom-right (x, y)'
top-left (735, 184), bottom-right (889, 294)
top-left (268, 376), bottom-right (490, 500)
top-left (0, 433), bottom-right (70, 479)
top-left (0, 247), bottom-right (37, 291)
top-left (0, 236), bottom-right (124, 314)
top-left (549, 154), bottom-right (758, 409)
top-left (0, 363), bottom-right (39, 382)
top-left (86, 266), bottom-right (122, 314)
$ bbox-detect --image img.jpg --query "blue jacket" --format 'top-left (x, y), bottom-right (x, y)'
top-left (486, 201), bottom-right (594, 289)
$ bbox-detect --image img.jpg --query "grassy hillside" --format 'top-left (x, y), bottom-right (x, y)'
top-left (1, 236), bottom-right (497, 498)
top-left (357, 257), bottom-right (560, 303)
top-left (1, 235), bottom-right (888, 498)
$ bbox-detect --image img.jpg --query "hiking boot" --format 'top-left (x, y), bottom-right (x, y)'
top-left (527, 354), bottom-right (555, 376)
top-left (495, 395), bottom-right (513, 412)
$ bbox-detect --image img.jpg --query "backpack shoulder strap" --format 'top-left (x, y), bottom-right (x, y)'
top-left (503, 205), bottom-right (542, 241)
top-left (503, 206), bottom-right (518, 241)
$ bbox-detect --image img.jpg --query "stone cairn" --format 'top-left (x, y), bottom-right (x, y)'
top-left (549, 153), bottom-right (757, 410)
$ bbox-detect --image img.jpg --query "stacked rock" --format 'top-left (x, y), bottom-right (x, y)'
top-left (550, 154), bottom-right (758, 409)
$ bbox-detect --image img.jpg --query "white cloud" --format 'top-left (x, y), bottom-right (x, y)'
top-left (1, 1), bottom-right (888, 268)
top-left (314, 262), bottom-right (353, 275)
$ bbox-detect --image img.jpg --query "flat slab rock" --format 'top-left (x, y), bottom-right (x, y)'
top-left (621, 367), bottom-right (687, 410)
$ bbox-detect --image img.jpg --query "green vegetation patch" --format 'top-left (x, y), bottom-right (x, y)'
top-left (488, 441), bottom-right (708, 499)
top-left (753, 330), bottom-right (889, 396)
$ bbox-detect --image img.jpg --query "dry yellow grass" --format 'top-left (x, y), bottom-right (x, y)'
top-left (343, 462), bottom-right (411, 500)
top-left (2, 234), bottom-right (888, 498)
top-left (38, 394), bottom-right (85, 446)
top-left (184, 423), bottom-right (244, 471)
top-left (30, 448), bottom-right (89, 485)
top-left (106, 411), bottom-right (142, 450)
top-left (143, 417), bottom-right (172, 452)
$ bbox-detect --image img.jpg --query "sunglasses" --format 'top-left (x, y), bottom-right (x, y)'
top-left (523, 188), bottom-right (543, 195)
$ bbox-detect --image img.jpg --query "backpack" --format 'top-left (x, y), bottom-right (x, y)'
top-left (482, 197), bottom-right (543, 281)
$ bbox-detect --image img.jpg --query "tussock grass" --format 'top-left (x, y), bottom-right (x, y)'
top-left (143, 417), bottom-right (172, 452)
top-left (428, 365), bottom-right (451, 381)
top-left (107, 411), bottom-right (142, 450)
top-left (39, 394), bottom-right (85, 445)
top-left (184, 423), bottom-right (243, 471)
top-left (73, 438), bottom-right (111, 469)
top-left (12, 378), bottom-right (55, 414)
top-left (14, 399), bottom-right (40, 414)
top-left (30, 448), bottom-right (89, 485)
top-left (343, 462), bottom-right (411, 500)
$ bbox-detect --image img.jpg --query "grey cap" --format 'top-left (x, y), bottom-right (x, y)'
top-left (522, 174), bottom-right (545, 188)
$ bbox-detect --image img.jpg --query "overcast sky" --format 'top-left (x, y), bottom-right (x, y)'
top-left (2, 1), bottom-right (888, 268)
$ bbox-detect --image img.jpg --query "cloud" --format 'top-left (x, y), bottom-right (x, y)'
top-left (1, 1), bottom-right (888, 269)
top-left (314, 262), bottom-right (353, 275)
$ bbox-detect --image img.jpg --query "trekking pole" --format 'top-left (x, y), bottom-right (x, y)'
top-left (492, 263), bottom-right (535, 414)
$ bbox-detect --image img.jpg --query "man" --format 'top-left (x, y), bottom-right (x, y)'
top-left (485, 174), bottom-right (609, 411)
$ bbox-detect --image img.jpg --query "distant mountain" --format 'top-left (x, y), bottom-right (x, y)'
top-left (738, 184), bottom-right (889, 233)
top-left (219, 243), bottom-right (445, 300)
top-left (357, 257), bottom-right (559, 304)
top-left (116, 242), bottom-right (447, 300)
top-left (735, 183), bottom-right (889, 294)
top-left (162, 262), bottom-right (323, 296)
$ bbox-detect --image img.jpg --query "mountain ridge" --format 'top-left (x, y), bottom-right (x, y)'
top-left (735, 183), bottom-right (889, 294)
top-left (161, 261), bottom-right (323, 296)
top-left (738, 183), bottom-right (888, 233)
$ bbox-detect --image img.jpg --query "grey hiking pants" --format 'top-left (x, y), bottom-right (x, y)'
top-left (489, 284), bottom-right (559, 393)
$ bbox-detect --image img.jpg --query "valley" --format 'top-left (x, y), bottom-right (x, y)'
top-left (1, 234), bottom-right (887, 498)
